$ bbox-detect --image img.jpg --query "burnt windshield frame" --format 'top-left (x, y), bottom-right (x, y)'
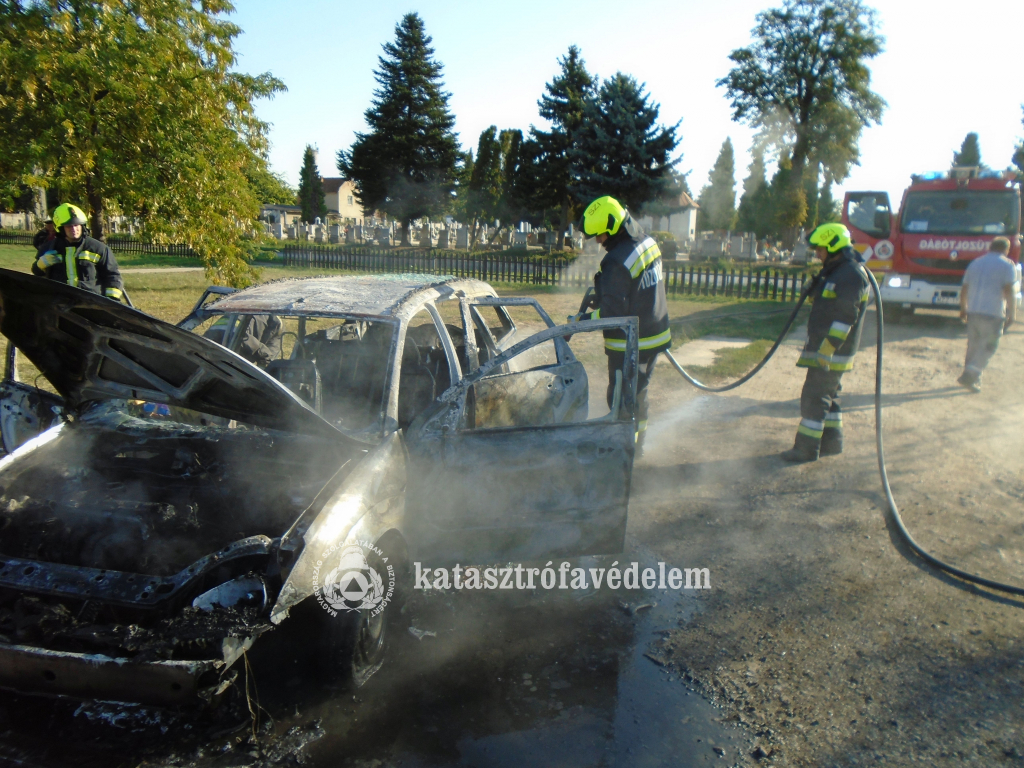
top-left (900, 190), bottom-right (1021, 236)
top-left (199, 311), bottom-right (399, 441)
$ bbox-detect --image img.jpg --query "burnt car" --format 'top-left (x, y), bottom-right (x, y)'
top-left (0, 269), bottom-right (640, 705)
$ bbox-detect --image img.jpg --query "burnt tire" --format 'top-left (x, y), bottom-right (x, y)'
top-left (319, 602), bottom-right (390, 688)
top-left (316, 540), bottom-right (409, 689)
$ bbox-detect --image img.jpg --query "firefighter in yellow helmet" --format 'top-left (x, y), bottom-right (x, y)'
top-left (781, 223), bottom-right (870, 462)
top-left (32, 203), bottom-right (125, 302)
top-left (575, 196), bottom-right (671, 456)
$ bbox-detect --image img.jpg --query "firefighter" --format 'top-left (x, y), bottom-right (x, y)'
top-left (782, 223), bottom-right (870, 462)
top-left (32, 218), bottom-right (56, 251)
top-left (574, 196), bottom-right (671, 455)
top-left (32, 203), bottom-right (124, 302)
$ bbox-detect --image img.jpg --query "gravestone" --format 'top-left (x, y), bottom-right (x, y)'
top-left (273, 221), bottom-right (286, 239)
top-left (330, 224), bottom-right (342, 244)
top-left (347, 226), bottom-right (357, 244)
top-left (419, 224), bottom-right (432, 247)
top-left (375, 226), bottom-right (390, 246)
top-left (287, 225), bottom-right (298, 240)
top-left (456, 227), bottom-right (470, 249)
top-left (512, 231), bottom-right (528, 246)
top-left (437, 228), bottom-right (451, 249)
top-left (314, 226), bottom-right (326, 244)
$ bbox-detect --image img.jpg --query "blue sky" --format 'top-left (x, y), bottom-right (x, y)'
top-left (229, 0), bottom-right (1024, 212)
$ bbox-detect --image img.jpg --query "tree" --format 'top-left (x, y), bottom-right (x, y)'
top-left (463, 127), bottom-right (503, 245)
top-left (529, 46), bottom-right (596, 247)
top-left (718, 0), bottom-right (885, 243)
top-left (245, 162), bottom-right (296, 207)
top-left (337, 13), bottom-right (460, 244)
top-left (572, 73), bottom-right (680, 213)
top-left (952, 132), bottom-right (983, 168)
top-left (297, 146), bottom-right (327, 223)
top-left (696, 139), bottom-right (737, 231)
top-left (0, 0), bottom-right (284, 286)
top-left (1014, 108), bottom-right (1024, 175)
top-left (642, 169), bottom-right (693, 221)
top-left (737, 145), bottom-right (774, 238)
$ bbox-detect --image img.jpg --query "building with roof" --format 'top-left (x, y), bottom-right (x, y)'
top-left (638, 191), bottom-right (699, 245)
top-left (322, 178), bottom-right (368, 223)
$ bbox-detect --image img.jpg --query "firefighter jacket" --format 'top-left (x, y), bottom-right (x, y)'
top-left (32, 234), bottom-right (124, 301)
top-left (797, 246), bottom-right (870, 372)
top-left (581, 216), bottom-right (671, 359)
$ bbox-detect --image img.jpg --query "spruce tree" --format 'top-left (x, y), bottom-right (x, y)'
top-left (297, 145), bottom-right (327, 224)
top-left (696, 139), bottom-right (737, 231)
top-left (465, 126), bottom-right (503, 245)
top-left (952, 132), bottom-right (983, 168)
top-left (337, 13), bottom-right (460, 243)
top-left (572, 73), bottom-right (679, 213)
top-left (531, 46), bottom-right (596, 246)
top-left (737, 146), bottom-right (773, 237)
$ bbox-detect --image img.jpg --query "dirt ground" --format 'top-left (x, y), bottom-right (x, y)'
top-left (633, 306), bottom-right (1024, 766)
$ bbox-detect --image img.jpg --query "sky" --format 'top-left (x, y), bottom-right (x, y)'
top-left (228, 0), bottom-right (1024, 214)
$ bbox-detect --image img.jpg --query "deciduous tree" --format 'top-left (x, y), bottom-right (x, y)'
top-left (0, 0), bottom-right (283, 286)
top-left (718, 0), bottom-right (885, 244)
top-left (337, 13), bottom-right (460, 244)
top-left (297, 146), bottom-right (327, 223)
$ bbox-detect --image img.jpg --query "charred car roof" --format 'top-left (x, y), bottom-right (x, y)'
top-left (202, 274), bottom-right (497, 319)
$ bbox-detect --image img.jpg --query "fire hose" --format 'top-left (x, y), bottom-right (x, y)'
top-left (637, 270), bottom-right (1024, 598)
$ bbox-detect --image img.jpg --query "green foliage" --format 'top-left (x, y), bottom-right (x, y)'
top-left (337, 13), bottom-right (460, 241)
top-left (530, 46), bottom-right (597, 240)
top-left (1014, 108), bottom-right (1024, 175)
top-left (737, 145), bottom-right (774, 238)
top-left (297, 145), bottom-right (327, 223)
top-left (642, 169), bottom-right (693, 219)
top-left (572, 73), bottom-right (679, 213)
top-left (768, 152), bottom-right (808, 230)
top-left (696, 139), bottom-right (738, 230)
top-left (650, 230), bottom-right (678, 258)
top-left (952, 132), bottom-right (984, 168)
top-left (465, 127), bottom-right (503, 242)
top-left (0, 0), bottom-right (284, 287)
top-left (817, 180), bottom-right (840, 223)
top-left (245, 162), bottom-right (295, 207)
top-left (718, 0), bottom-right (885, 236)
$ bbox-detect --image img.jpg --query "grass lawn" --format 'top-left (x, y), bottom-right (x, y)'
top-left (0, 254), bottom-right (806, 392)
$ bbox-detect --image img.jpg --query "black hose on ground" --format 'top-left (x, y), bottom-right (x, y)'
top-left (662, 275), bottom-right (817, 393)
top-left (664, 267), bottom-right (1024, 597)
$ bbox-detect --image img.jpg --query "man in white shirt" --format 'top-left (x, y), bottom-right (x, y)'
top-left (958, 236), bottom-right (1019, 392)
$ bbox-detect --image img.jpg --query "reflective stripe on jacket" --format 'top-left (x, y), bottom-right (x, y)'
top-left (32, 235), bottom-right (124, 299)
top-left (582, 216), bottom-right (671, 358)
top-left (797, 247), bottom-right (869, 371)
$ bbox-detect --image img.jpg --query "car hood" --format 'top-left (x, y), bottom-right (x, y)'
top-left (0, 269), bottom-right (340, 437)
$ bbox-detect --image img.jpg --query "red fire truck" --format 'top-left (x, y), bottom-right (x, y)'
top-left (842, 168), bottom-right (1022, 319)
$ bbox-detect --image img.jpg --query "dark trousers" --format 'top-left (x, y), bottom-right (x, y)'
top-left (794, 367), bottom-right (844, 453)
top-left (607, 352), bottom-right (659, 446)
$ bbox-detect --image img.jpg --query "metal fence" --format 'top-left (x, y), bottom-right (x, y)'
top-left (0, 230), bottom-right (198, 257)
top-left (283, 244), bottom-right (810, 301)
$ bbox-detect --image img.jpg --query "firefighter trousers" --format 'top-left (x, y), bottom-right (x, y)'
top-left (794, 367), bottom-right (845, 455)
top-left (606, 352), bottom-right (659, 449)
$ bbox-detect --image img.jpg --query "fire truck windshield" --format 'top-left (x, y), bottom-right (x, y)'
top-left (900, 191), bottom-right (1020, 236)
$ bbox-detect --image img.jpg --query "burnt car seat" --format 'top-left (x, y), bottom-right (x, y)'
top-left (266, 359), bottom-right (322, 413)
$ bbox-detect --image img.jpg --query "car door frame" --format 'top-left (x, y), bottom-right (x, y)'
top-left (0, 346), bottom-right (64, 455)
top-left (403, 316), bottom-right (639, 566)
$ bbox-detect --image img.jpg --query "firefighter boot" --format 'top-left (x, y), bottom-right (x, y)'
top-left (820, 427), bottom-right (843, 456)
top-left (780, 432), bottom-right (820, 463)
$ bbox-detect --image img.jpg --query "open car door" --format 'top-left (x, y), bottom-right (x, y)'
top-left (842, 191), bottom-right (895, 270)
top-left (405, 317), bottom-right (639, 565)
